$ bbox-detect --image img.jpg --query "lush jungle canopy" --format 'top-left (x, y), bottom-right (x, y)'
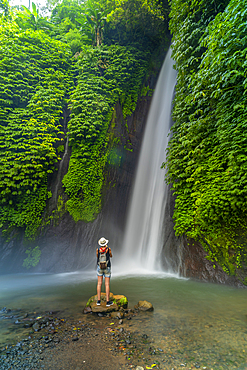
top-left (0, 0), bottom-right (168, 239)
top-left (166, 0), bottom-right (247, 278)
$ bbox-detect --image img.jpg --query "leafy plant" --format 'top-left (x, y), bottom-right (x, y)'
top-left (23, 246), bottom-right (41, 269)
top-left (63, 44), bottom-right (149, 222)
top-left (0, 19), bottom-right (74, 238)
top-left (165, 0), bottom-right (247, 274)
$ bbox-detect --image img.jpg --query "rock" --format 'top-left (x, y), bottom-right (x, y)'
top-left (17, 313), bottom-right (28, 320)
top-left (90, 301), bottom-right (118, 313)
top-left (83, 307), bottom-right (92, 314)
top-left (86, 292), bottom-right (113, 306)
top-left (135, 367), bottom-right (144, 370)
top-left (110, 311), bottom-right (124, 319)
top-left (85, 292), bottom-right (128, 313)
top-left (23, 323), bottom-right (32, 328)
top-left (32, 322), bottom-right (41, 332)
top-left (134, 301), bottom-right (153, 312)
top-left (0, 307), bottom-right (8, 313)
top-left (113, 295), bottom-right (128, 309)
top-left (119, 319), bottom-right (123, 325)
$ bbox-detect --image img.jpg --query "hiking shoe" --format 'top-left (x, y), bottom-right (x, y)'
top-left (96, 300), bottom-right (101, 306)
top-left (106, 301), bottom-right (113, 307)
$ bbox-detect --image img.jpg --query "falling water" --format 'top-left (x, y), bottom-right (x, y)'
top-left (54, 135), bottom-right (69, 203)
top-left (118, 48), bottom-right (177, 274)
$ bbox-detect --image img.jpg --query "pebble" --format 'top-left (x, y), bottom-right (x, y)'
top-left (1, 305), bottom-right (247, 370)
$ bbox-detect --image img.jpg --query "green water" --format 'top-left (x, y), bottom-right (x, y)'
top-left (0, 272), bottom-right (247, 369)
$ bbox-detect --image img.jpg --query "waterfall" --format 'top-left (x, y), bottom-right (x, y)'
top-left (116, 48), bottom-right (177, 274)
top-left (54, 135), bottom-right (69, 203)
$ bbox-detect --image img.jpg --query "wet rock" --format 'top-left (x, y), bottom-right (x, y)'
top-left (113, 295), bottom-right (128, 309)
top-left (32, 322), bottom-right (41, 332)
top-left (0, 307), bottom-right (11, 313)
top-left (134, 301), bottom-right (153, 312)
top-left (111, 311), bottom-right (124, 319)
top-left (23, 322), bottom-right (33, 328)
top-left (17, 313), bottom-right (28, 319)
top-left (90, 301), bottom-right (118, 313)
top-left (85, 292), bottom-right (128, 313)
top-left (83, 307), bottom-right (92, 314)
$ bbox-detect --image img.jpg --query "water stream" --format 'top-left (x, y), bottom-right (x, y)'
top-left (54, 135), bottom-right (69, 203)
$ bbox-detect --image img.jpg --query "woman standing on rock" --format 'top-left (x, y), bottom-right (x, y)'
top-left (96, 237), bottom-right (113, 307)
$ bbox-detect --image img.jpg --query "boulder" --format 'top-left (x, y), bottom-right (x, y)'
top-left (85, 292), bottom-right (128, 313)
top-left (134, 300), bottom-right (153, 312)
top-left (90, 301), bottom-right (118, 313)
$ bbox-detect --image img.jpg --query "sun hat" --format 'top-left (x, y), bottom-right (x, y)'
top-left (98, 237), bottom-right (109, 246)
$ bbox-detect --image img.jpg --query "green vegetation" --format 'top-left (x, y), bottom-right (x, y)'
top-left (0, 20), bottom-right (73, 239)
top-left (0, 0), bottom-right (168, 248)
top-left (23, 246), bottom-right (41, 268)
top-left (63, 45), bottom-right (149, 221)
top-left (165, 0), bottom-right (247, 274)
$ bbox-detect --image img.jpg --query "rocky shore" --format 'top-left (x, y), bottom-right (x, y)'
top-left (1, 299), bottom-right (247, 370)
top-left (0, 302), bottom-right (160, 370)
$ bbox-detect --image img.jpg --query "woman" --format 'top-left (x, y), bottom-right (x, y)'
top-left (96, 237), bottom-right (113, 307)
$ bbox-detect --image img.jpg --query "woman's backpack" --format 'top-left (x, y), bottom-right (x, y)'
top-left (98, 247), bottom-right (108, 269)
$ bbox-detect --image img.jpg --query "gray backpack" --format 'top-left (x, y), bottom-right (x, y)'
top-left (98, 248), bottom-right (108, 269)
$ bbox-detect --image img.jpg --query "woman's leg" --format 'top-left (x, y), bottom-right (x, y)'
top-left (105, 276), bottom-right (110, 302)
top-left (97, 275), bottom-right (103, 301)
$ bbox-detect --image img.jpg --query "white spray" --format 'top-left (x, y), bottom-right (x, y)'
top-left (115, 48), bottom-right (177, 275)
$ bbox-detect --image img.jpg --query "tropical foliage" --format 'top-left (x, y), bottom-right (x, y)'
top-left (165, 0), bottom-right (247, 275)
top-left (0, 0), bottom-right (168, 242)
top-left (63, 45), bottom-right (149, 221)
top-left (0, 19), bottom-right (73, 238)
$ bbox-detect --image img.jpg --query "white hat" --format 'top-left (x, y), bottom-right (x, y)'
top-left (98, 237), bottom-right (109, 246)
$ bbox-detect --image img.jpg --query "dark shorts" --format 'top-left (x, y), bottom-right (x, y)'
top-left (97, 265), bottom-right (111, 278)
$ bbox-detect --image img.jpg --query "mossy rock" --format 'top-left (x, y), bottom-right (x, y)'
top-left (85, 292), bottom-right (128, 313)
top-left (113, 294), bottom-right (128, 309)
top-left (134, 300), bottom-right (153, 312)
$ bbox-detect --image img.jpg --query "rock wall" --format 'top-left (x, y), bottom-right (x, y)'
top-left (181, 238), bottom-right (245, 287)
top-left (159, 181), bottom-right (245, 287)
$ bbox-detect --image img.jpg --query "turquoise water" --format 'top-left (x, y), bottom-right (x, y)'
top-left (0, 272), bottom-right (247, 369)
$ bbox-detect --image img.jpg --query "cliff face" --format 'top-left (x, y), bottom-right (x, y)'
top-left (181, 238), bottom-right (245, 287)
top-left (0, 88), bottom-right (245, 287)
